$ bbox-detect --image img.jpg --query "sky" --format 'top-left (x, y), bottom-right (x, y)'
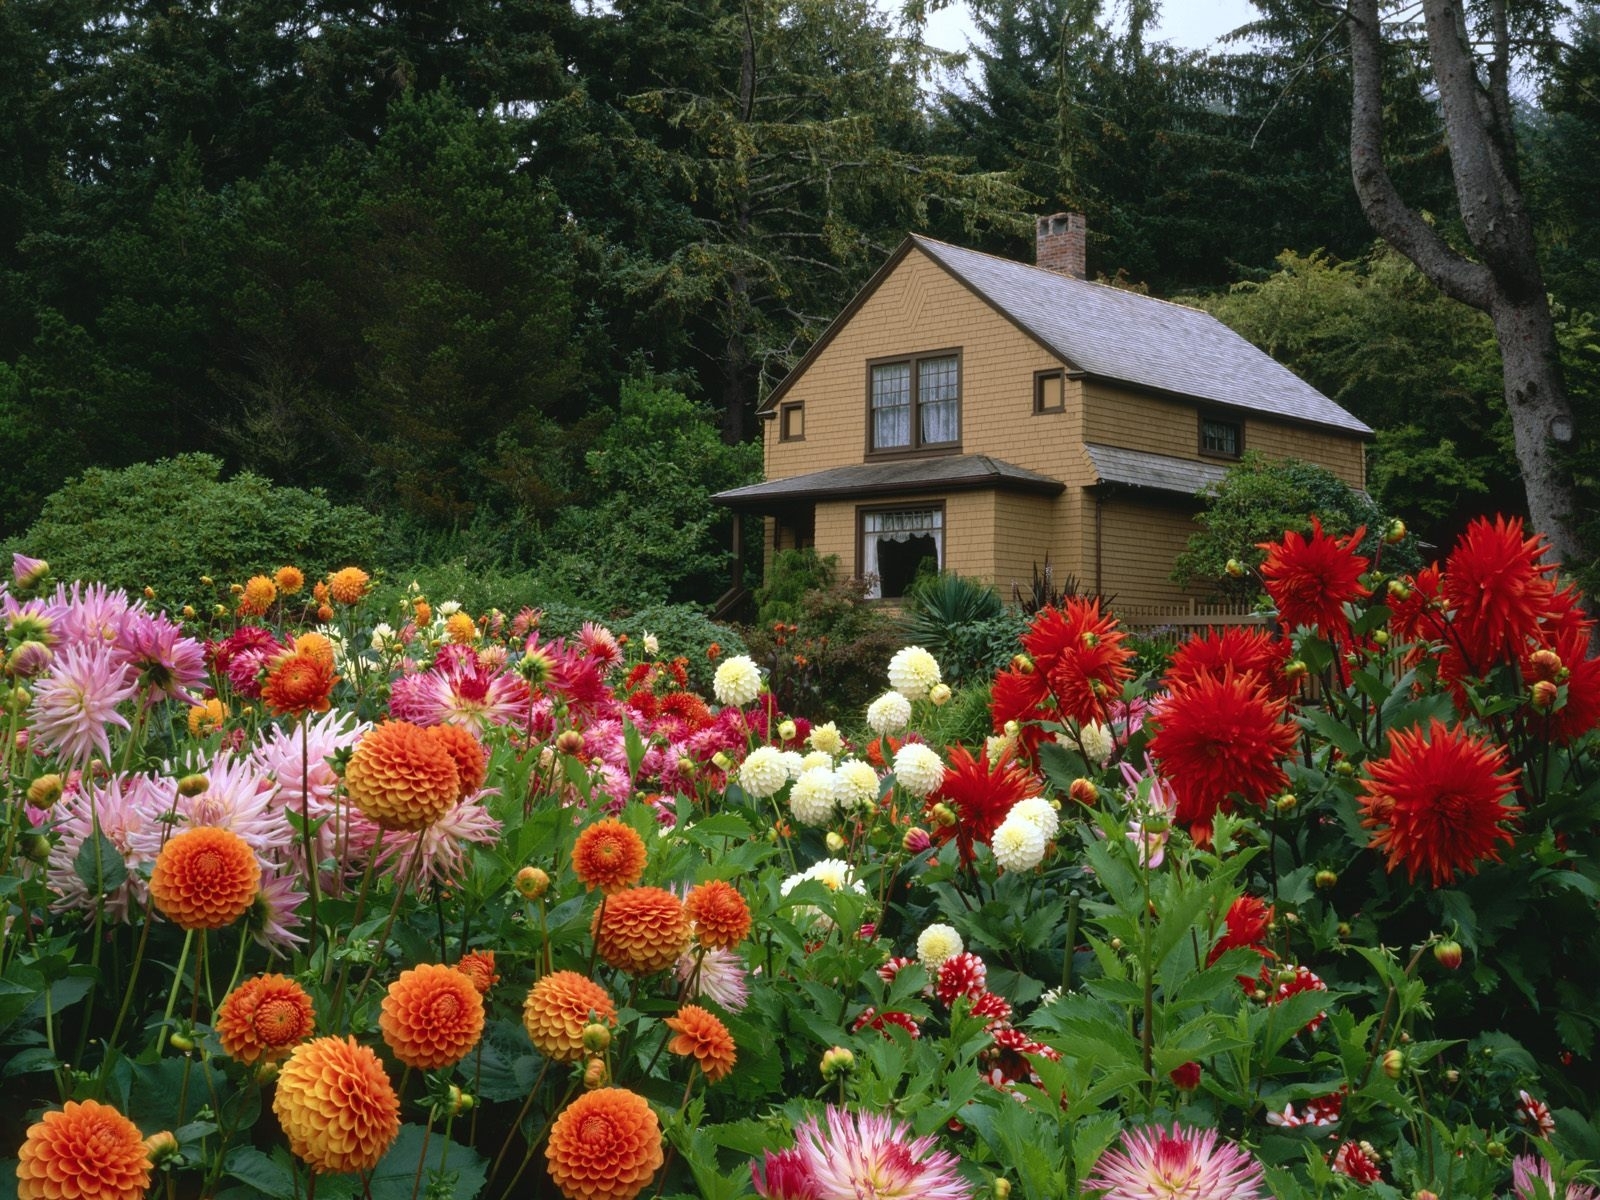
top-left (921, 0), bottom-right (1264, 57)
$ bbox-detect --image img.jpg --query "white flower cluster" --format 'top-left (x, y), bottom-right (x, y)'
top-left (738, 745), bottom-right (790, 799)
top-left (865, 691), bottom-right (911, 735)
top-left (780, 858), bottom-right (867, 930)
top-left (887, 645), bottom-right (942, 701)
top-left (990, 795), bottom-right (1060, 872)
top-left (713, 654), bottom-right (763, 707)
top-left (892, 743), bottom-right (945, 799)
top-left (916, 923), bottom-right (964, 971)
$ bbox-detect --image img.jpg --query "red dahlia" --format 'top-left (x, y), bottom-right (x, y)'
top-left (1165, 626), bottom-right (1291, 697)
top-left (1441, 515), bottom-right (1555, 672)
top-left (1257, 516), bottom-right (1370, 637)
top-left (927, 743), bottom-right (1037, 865)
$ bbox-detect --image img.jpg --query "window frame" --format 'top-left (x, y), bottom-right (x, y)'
top-left (1198, 412), bottom-right (1244, 460)
top-left (864, 349), bottom-right (963, 458)
top-left (1034, 368), bottom-right (1066, 414)
top-left (856, 502), bottom-right (946, 600)
top-left (778, 401), bottom-right (805, 442)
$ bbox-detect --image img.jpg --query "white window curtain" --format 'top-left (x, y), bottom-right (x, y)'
top-left (871, 363), bottom-right (911, 449)
top-left (861, 508), bottom-right (943, 599)
top-left (918, 355), bottom-right (959, 444)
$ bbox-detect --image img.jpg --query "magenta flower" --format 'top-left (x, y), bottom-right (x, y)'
top-left (28, 642), bottom-right (139, 765)
top-left (115, 611), bottom-right (206, 704)
top-left (389, 652), bottom-right (531, 734)
top-left (788, 1107), bottom-right (971, 1200)
top-left (48, 581), bottom-right (139, 649)
top-left (1513, 1154), bottom-right (1600, 1200)
top-left (753, 1148), bottom-right (819, 1200)
top-left (1086, 1124), bottom-right (1266, 1200)
top-left (11, 552), bottom-right (49, 590)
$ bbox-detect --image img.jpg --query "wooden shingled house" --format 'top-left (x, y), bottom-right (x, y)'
top-left (712, 215), bottom-right (1372, 617)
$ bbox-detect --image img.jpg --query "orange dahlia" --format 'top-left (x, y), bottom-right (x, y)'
top-left (344, 721), bottom-right (461, 831)
top-left (1359, 717), bottom-right (1521, 887)
top-left (274, 565), bottom-right (305, 595)
top-left (292, 630), bottom-right (336, 669)
top-left (664, 1004), bottom-right (737, 1083)
top-left (444, 612), bottom-right (478, 644)
top-left (524, 971), bottom-right (617, 1062)
top-left (545, 1088), bottom-right (664, 1200)
top-left (149, 825), bottom-right (261, 930)
top-left (592, 887), bottom-right (691, 976)
top-left (16, 1099), bottom-right (151, 1200)
top-left (187, 697), bottom-right (229, 739)
top-left (413, 598), bottom-right (432, 625)
top-left (273, 1036), bottom-right (399, 1175)
top-left (684, 879), bottom-right (751, 949)
top-left (379, 963), bottom-right (486, 1070)
top-left (572, 819), bottom-right (648, 894)
top-left (328, 566), bottom-right (371, 606)
top-left (262, 650), bottom-right (338, 719)
top-left (428, 723), bottom-right (488, 800)
top-left (216, 973), bottom-right (316, 1065)
top-left (453, 949), bottom-right (499, 995)
top-left (239, 575), bottom-right (277, 617)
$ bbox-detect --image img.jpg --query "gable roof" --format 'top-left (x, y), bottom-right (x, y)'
top-left (711, 454), bottom-right (1063, 511)
top-left (762, 235), bottom-right (1372, 438)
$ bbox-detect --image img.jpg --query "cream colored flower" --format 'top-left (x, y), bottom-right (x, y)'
top-left (992, 815), bottom-right (1048, 872)
top-left (800, 750), bottom-right (834, 774)
top-left (789, 768), bottom-right (838, 827)
top-left (1075, 720), bottom-right (1114, 766)
top-left (834, 759), bottom-right (881, 812)
top-left (916, 923), bottom-right (963, 972)
top-left (738, 746), bottom-right (788, 799)
top-left (866, 691), bottom-right (912, 735)
top-left (642, 632), bottom-right (659, 655)
top-left (892, 743), bottom-right (945, 799)
top-left (887, 646), bottom-right (942, 701)
top-left (929, 683), bottom-right (952, 707)
top-left (1007, 797), bottom-right (1060, 841)
top-left (808, 721), bottom-right (843, 756)
top-left (713, 656), bottom-right (763, 707)
top-left (779, 750), bottom-right (806, 782)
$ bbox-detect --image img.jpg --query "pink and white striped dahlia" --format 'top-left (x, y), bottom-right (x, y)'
top-left (791, 1107), bottom-right (971, 1200)
top-left (374, 798), bottom-right (501, 888)
top-left (393, 653), bottom-right (531, 734)
top-left (676, 946), bottom-right (750, 1012)
top-left (752, 1148), bottom-right (818, 1200)
top-left (1086, 1124), bottom-right (1266, 1200)
top-left (129, 750), bottom-right (291, 863)
top-left (28, 642), bottom-right (139, 766)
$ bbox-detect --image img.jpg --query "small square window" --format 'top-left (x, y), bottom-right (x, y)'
top-left (1035, 370), bottom-right (1064, 413)
top-left (780, 402), bottom-right (805, 441)
top-left (1200, 416), bottom-right (1242, 458)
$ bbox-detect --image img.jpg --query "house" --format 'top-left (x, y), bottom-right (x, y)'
top-left (712, 215), bottom-right (1372, 616)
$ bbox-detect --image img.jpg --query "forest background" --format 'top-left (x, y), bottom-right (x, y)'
top-left (3, 0), bottom-right (1599, 615)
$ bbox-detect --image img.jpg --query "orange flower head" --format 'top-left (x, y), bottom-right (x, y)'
top-left (453, 950), bottom-right (499, 995)
top-left (572, 819), bottom-right (648, 894)
top-left (149, 825), bottom-right (261, 930)
top-left (313, 580), bottom-right (329, 604)
top-left (684, 879), bottom-right (751, 949)
top-left (592, 887), bottom-right (691, 976)
top-left (188, 697), bottom-right (229, 739)
top-left (263, 650), bottom-right (338, 719)
top-left (316, 604), bottom-right (334, 622)
top-left (292, 631), bottom-right (336, 669)
top-left (545, 1088), bottom-right (664, 1200)
top-left (427, 723), bottom-right (488, 800)
top-left (379, 963), bottom-right (485, 1070)
top-left (1359, 717), bottom-right (1521, 887)
top-left (1257, 516), bottom-right (1370, 637)
top-left (273, 1036), bottom-right (399, 1175)
top-left (239, 574), bottom-right (277, 617)
top-left (216, 974), bottom-right (316, 1065)
top-left (445, 612), bottom-right (478, 645)
top-left (523, 971), bottom-right (617, 1062)
top-left (663, 1004), bottom-right (737, 1082)
top-left (16, 1099), bottom-right (150, 1200)
top-left (274, 565), bottom-right (305, 595)
top-left (328, 566), bottom-right (371, 606)
top-left (413, 598), bottom-right (433, 625)
top-left (344, 721), bottom-right (461, 831)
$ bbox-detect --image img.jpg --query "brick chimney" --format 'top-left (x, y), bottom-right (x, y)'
top-left (1036, 212), bottom-right (1086, 279)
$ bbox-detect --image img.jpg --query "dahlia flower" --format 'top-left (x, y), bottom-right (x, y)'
top-left (915, 924), bottom-right (963, 972)
top-left (887, 646), bottom-right (942, 701)
top-left (380, 963), bottom-right (486, 1070)
top-left (991, 815), bottom-right (1048, 872)
top-left (274, 1036), bottom-right (399, 1174)
top-left (865, 691), bottom-right (912, 735)
top-left (808, 721), bottom-right (843, 755)
top-left (215, 974), bottom-right (316, 1065)
top-left (665, 1003), bottom-right (737, 1082)
top-left (149, 825), bottom-right (261, 930)
top-left (1086, 1123), bottom-right (1266, 1200)
top-left (713, 655), bottom-right (762, 707)
top-left (739, 746), bottom-right (790, 800)
top-left (115, 610), bottom-right (206, 705)
top-left (789, 767), bottom-right (838, 826)
top-left (1006, 796), bottom-right (1059, 840)
top-left (833, 759), bottom-right (881, 812)
top-left (685, 879), bottom-right (751, 949)
top-left (593, 887), bottom-right (692, 975)
top-left (545, 1088), bottom-right (663, 1200)
top-left (1256, 516), bottom-right (1370, 637)
top-left (892, 743), bottom-right (945, 799)
top-left (28, 642), bottom-right (138, 766)
top-left (928, 743), bottom-right (1037, 865)
top-left (1442, 515), bottom-right (1556, 672)
top-left (15, 1099), bottom-right (151, 1200)
top-left (676, 946), bottom-right (750, 1011)
top-left (786, 1106), bottom-right (972, 1200)
top-left (524, 971), bottom-right (617, 1061)
top-left (573, 818), bottom-right (649, 895)
top-left (344, 721), bottom-right (461, 831)
top-left (46, 773), bottom-right (163, 921)
top-left (1075, 719), bottom-right (1115, 765)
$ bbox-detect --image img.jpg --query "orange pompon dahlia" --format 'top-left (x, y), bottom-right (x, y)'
top-left (215, 974), bottom-right (316, 1065)
top-left (327, 566), bottom-right (371, 606)
top-left (274, 565), bottom-right (306, 595)
top-left (444, 611), bottom-right (478, 644)
top-left (292, 630), bottom-right (336, 669)
top-left (572, 819), bottom-right (648, 894)
top-left (684, 879), bottom-right (751, 949)
top-left (344, 721), bottom-right (461, 832)
top-left (273, 1036), bottom-right (399, 1175)
top-left (453, 949), bottom-right (499, 995)
top-left (239, 574), bottom-right (277, 617)
top-left (523, 971), bottom-right (617, 1061)
top-left (1359, 718), bottom-right (1521, 887)
top-left (262, 650), bottom-right (338, 719)
top-left (593, 887), bottom-right (691, 976)
top-left (16, 1099), bottom-right (151, 1200)
top-left (663, 1004), bottom-right (737, 1082)
top-left (428, 723), bottom-right (488, 800)
top-left (545, 1088), bottom-right (664, 1200)
top-left (1256, 517), bottom-right (1370, 637)
top-left (149, 825), bottom-right (261, 930)
top-left (379, 963), bottom-right (485, 1070)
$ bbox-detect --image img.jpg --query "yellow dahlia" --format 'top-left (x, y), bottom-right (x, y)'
top-left (16, 1099), bottom-right (151, 1200)
top-left (239, 575), bottom-right (277, 617)
top-left (592, 887), bottom-right (691, 976)
top-left (273, 1036), bottom-right (399, 1175)
top-left (344, 721), bottom-right (461, 831)
top-left (444, 612), bottom-right (478, 644)
top-left (379, 963), bottom-right (485, 1070)
top-left (187, 697), bottom-right (229, 739)
top-left (523, 971), bottom-right (616, 1062)
top-left (149, 825), bottom-right (261, 930)
top-left (545, 1088), bottom-right (663, 1200)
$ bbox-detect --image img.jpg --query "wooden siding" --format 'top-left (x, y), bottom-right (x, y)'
top-left (1096, 495), bottom-right (1211, 608)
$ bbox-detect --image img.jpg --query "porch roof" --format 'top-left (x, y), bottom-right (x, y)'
top-left (711, 454), bottom-right (1064, 512)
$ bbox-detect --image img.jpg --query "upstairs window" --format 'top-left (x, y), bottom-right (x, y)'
top-left (1200, 414), bottom-right (1243, 459)
top-left (1035, 369), bottom-right (1065, 414)
top-left (869, 352), bottom-right (961, 453)
top-left (779, 402), bottom-right (805, 441)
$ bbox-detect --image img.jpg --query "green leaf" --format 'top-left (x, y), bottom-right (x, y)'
top-left (365, 1124), bottom-right (487, 1200)
top-left (1, 1047), bottom-right (59, 1078)
top-left (224, 1147), bottom-right (297, 1200)
top-left (73, 831), bottom-right (127, 896)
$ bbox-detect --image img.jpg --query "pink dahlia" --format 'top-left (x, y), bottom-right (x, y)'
top-left (1086, 1124), bottom-right (1266, 1200)
top-left (48, 581), bottom-right (139, 649)
top-left (115, 610), bottom-right (206, 705)
top-left (675, 946), bottom-right (750, 1012)
top-left (769, 1107), bottom-right (970, 1200)
top-left (28, 642), bottom-right (139, 766)
top-left (1513, 1154), bottom-right (1600, 1200)
top-left (390, 652), bottom-right (530, 735)
top-left (45, 773), bottom-right (166, 921)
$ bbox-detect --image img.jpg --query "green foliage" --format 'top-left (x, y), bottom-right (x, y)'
top-left (1173, 451), bottom-right (1417, 600)
top-left (903, 573), bottom-right (1026, 686)
top-left (755, 549), bottom-right (837, 627)
top-left (612, 605), bottom-right (748, 694)
top-left (12, 454), bottom-right (381, 602)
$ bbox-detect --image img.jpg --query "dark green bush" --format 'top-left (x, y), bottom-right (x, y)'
top-left (904, 573), bottom-right (1027, 685)
top-left (12, 454), bottom-right (383, 604)
top-left (755, 548), bottom-right (837, 626)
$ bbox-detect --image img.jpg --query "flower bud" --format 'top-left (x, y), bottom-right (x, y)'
top-left (1417, 1192), bottom-right (1440, 1200)
top-left (1529, 648), bottom-right (1564, 681)
top-left (1109, 937), bottom-right (1123, 951)
top-left (169, 1032), bottom-right (195, 1053)
top-left (143, 586), bottom-right (156, 600)
top-left (1382, 1048), bottom-right (1405, 1079)
top-left (1284, 660), bottom-right (1308, 681)
top-left (1011, 655), bottom-right (1033, 675)
top-left (1169, 1061), bottom-right (1201, 1092)
top-left (712, 751), bottom-right (733, 772)
top-left (181, 605), bottom-right (196, 619)
top-left (1334, 760), bottom-right (1356, 777)
top-left (447, 1085), bottom-right (474, 1115)
top-left (555, 730), bottom-right (585, 756)
top-left (1371, 629), bottom-right (1389, 646)
top-left (929, 683), bottom-right (952, 707)
top-left (1385, 519), bottom-right (1407, 544)
top-left (1433, 939), bottom-right (1463, 970)
top-left (1486, 1140), bottom-right (1506, 1160)
top-left (6, 640), bottom-right (52, 678)
top-left (1387, 579), bottom-right (1411, 601)
top-left (825, 831), bottom-right (847, 853)
top-left (143, 1131), bottom-right (180, 1165)
top-left (778, 719), bottom-right (797, 742)
top-left (820, 1046), bottom-right (855, 1081)
top-left (930, 803), bottom-right (957, 829)
top-left (903, 827), bottom-right (933, 854)
top-left (993, 1180), bottom-right (1012, 1199)
top-left (1069, 778), bottom-right (1098, 806)
top-left (1225, 558), bottom-right (1245, 578)
top-left (7, 686), bottom-right (30, 714)
top-left (676, 756), bottom-right (696, 779)
top-left (583, 1056), bottom-right (609, 1089)
top-left (582, 1023), bottom-right (611, 1053)
top-left (255, 1061), bottom-right (280, 1086)
top-left (515, 866), bottom-right (550, 900)
top-left (1531, 680), bottom-right (1560, 711)
top-left (177, 774), bottom-right (210, 798)
top-left (1314, 869), bottom-right (1338, 890)
top-left (1337, 922), bottom-right (1351, 938)
top-left (27, 774), bottom-right (63, 809)
top-left (1274, 793), bottom-right (1297, 813)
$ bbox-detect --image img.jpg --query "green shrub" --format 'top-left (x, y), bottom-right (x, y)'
top-left (756, 548), bottom-right (837, 626)
top-left (613, 605), bottom-right (747, 693)
top-left (12, 454), bottom-right (383, 604)
top-left (904, 573), bottom-right (1027, 685)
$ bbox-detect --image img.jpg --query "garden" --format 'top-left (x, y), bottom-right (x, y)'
top-left (2, 511), bottom-right (1599, 1200)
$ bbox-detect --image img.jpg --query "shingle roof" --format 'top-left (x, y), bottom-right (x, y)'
top-left (711, 454), bottom-right (1064, 511)
top-left (910, 236), bottom-right (1373, 437)
top-left (1084, 443), bottom-right (1230, 497)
